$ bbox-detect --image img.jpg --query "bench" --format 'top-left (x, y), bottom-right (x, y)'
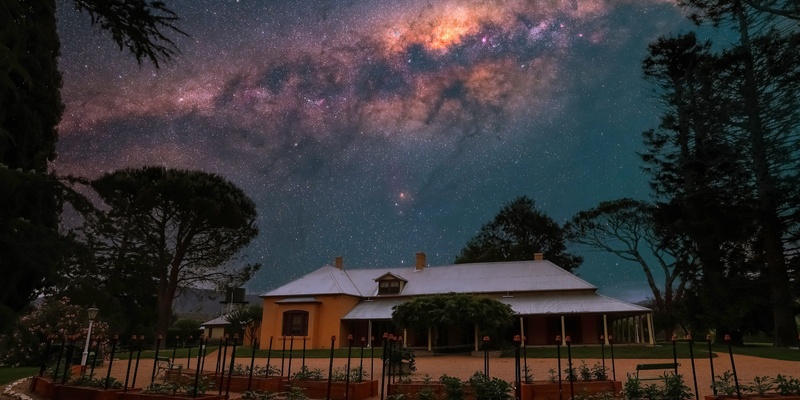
top-left (155, 356), bottom-right (182, 378)
top-left (635, 363), bottom-right (679, 380)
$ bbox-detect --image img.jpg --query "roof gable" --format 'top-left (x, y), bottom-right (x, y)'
top-left (262, 265), bottom-right (361, 297)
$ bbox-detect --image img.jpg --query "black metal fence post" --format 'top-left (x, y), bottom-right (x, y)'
top-left (61, 336), bottom-right (77, 384)
top-left (287, 335), bottom-right (295, 382)
top-left (346, 334), bottom-right (354, 400)
top-left (609, 335), bottom-right (616, 381)
top-left (522, 335), bottom-right (528, 383)
top-left (566, 336), bottom-right (574, 400)
top-left (482, 336), bottom-right (490, 377)
top-left (725, 334), bottom-right (741, 399)
top-left (370, 336), bottom-right (375, 380)
top-left (302, 335), bottom-right (307, 369)
top-left (671, 335), bottom-right (679, 375)
top-left (555, 335), bottom-right (562, 400)
top-left (247, 338), bottom-right (258, 392)
top-left (707, 335), bottom-right (717, 396)
top-left (380, 333), bottom-right (388, 400)
top-left (90, 339), bottom-right (100, 378)
top-left (104, 335), bottom-right (118, 389)
top-left (327, 336), bottom-right (336, 400)
top-left (600, 335), bottom-right (606, 378)
top-left (150, 335), bottom-right (162, 385)
top-left (218, 334), bottom-right (229, 396)
top-left (192, 336), bottom-right (205, 398)
top-left (265, 336), bottom-right (273, 377)
top-left (131, 335), bottom-right (144, 389)
top-left (359, 337), bottom-right (365, 381)
top-left (687, 334), bottom-right (699, 400)
top-left (123, 335), bottom-right (136, 392)
top-left (514, 335), bottom-right (521, 400)
top-left (225, 334), bottom-right (239, 400)
top-left (39, 335), bottom-right (54, 377)
top-left (186, 335), bottom-right (193, 370)
top-left (53, 336), bottom-right (65, 381)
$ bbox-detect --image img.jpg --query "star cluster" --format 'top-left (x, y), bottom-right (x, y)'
top-left (54, 0), bottom-right (687, 300)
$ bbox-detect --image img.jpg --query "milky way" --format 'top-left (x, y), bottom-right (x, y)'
top-left (53, 0), bottom-right (689, 300)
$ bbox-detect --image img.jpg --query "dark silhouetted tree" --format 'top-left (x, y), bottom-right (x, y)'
top-left (566, 199), bottom-right (698, 340)
top-left (455, 196), bottom-right (582, 272)
top-left (0, 0), bottom-right (183, 330)
top-left (79, 166), bottom-right (259, 340)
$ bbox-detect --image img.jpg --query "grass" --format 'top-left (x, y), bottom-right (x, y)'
top-left (217, 342), bottom-right (800, 362)
top-left (0, 366), bottom-right (38, 386)
top-left (506, 342), bottom-right (800, 361)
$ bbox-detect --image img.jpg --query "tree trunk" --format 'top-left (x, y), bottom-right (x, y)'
top-left (734, 4), bottom-right (799, 347)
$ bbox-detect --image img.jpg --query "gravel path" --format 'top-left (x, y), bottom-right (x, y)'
top-left (4, 351), bottom-right (799, 399)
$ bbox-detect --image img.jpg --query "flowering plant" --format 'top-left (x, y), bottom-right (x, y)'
top-left (0, 296), bottom-right (109, 366)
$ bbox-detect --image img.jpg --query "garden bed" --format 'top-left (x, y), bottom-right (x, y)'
top-left (209, 374), bottom-right (288, 392)
top-left (118, 392), bottom-right (225, 400)
top-left (290, 379), bottom-right (378, 400)
top-left (519, 380), bottom-right (622, 400)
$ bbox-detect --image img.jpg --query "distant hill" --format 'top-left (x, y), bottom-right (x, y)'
top-left (173, 287), bottom-right (261, 321)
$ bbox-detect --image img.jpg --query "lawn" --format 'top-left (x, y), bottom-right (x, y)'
top-left (0, 366), bottom-right (38, 386)
top-left (220, 342), bottom-right (800, 361)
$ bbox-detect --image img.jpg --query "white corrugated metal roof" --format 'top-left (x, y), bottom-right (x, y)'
top-left (201, 316), bottom-right (230, 326)
top-left (499, 293), bottom-right (650, 315)
top-left (263, 260), bottom-right (595, 298)
top-left (341, 292), bottom-right (649, 320)
top-left (341, 299), bottom-right (407, 320)
top-left (262, 266), bottom-right (361, 297)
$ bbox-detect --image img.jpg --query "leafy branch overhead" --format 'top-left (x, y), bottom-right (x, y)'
top-left (71, 0), bottom-right (187, 67)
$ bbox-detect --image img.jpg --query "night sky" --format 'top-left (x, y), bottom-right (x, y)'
top-left (53, 0), bottom-right (694, 301)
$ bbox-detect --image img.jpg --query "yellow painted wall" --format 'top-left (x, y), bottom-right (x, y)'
top-left (260, 295), bottom-right (361, 349)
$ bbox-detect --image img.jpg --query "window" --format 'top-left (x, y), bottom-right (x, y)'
top-left (282, 310), bottom-right (309, 336)
top-left (378, 279), bottom-right (401, 295)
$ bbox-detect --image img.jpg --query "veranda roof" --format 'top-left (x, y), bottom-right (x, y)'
top-left (341, 292), bottom-right (649, 320)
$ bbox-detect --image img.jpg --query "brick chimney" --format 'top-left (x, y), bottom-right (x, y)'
top-left (334, 256), bottom-right (344, 270)
top-left (533, 252), bottom-right (544, 261)
top-left (415, 252), bottom-right (426, 271)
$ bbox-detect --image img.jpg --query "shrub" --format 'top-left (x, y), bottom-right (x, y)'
top-left (774, 375), bottom-right (800, 396)
top-left (439, 374), bottom-right (465, 400)
top-left (468, 372), bottom-right (512, 400)
top-left (291, 366), bottom-right (324, 381)
top-left (591, 363), bottom-right (608, 381)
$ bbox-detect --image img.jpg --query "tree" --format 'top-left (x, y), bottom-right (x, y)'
top-left (0, 296), bottom-right (109, 367)
top-left (455, 196), bottom-right (583, 272)
top-left (662, 0), bottom-right (800, 346)
top-left (566, 199), bottom-right (697, 340)
top-left (226, 304), bottom-right (263, 344)
top-left (78, 166), bottom-right (260, 340)
top-left (0, 0), bottom-right (183, 331)
top-left (640, 31), bottom-right (773, 343)
top-left (391, 293), bottom-right (514, 340)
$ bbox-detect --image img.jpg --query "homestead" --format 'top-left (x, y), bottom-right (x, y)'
top-left (259, 253), bottom-right (652, 349)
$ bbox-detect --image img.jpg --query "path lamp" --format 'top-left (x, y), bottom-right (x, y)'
top-left (81, 305), bottom-right (100, 370)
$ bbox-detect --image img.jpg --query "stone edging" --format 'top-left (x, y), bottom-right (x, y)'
top-left (2, 377), bottom-right (34, 400)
